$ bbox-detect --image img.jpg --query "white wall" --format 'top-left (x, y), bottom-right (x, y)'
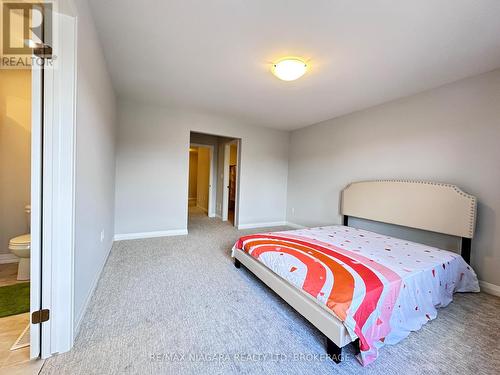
top-left (114, 99), bottom-right (289, 235)
top-left (287, 68), bottom-right (500, 288)
top-left (73, 0), bottom-right (117, 330)
top-left (0, 70), bottom-right (31, 257)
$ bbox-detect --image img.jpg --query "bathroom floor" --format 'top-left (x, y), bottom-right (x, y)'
top-left (0, 263), bottom-right (23, 287)
top-left (0, 313), bottom-right (30, 365)
top-left (0, 263), bottom-right (41, 374)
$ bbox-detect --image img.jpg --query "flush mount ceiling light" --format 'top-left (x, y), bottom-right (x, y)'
top-left (271, 57), bottom-right (308, 81)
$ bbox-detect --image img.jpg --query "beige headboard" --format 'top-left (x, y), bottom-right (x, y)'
top-left (341, 180), bottom-right (477, 239)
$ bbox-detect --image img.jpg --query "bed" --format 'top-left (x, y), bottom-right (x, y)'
top-left (231, 180), bottom-right (480, 366)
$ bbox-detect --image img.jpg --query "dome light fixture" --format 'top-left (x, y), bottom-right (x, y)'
top-left (271, 57), bottom-right (308, 81)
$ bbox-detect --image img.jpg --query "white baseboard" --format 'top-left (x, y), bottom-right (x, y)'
top-left (237, 221), bottom-right (307, 230)
top-left (479, 280), bottom-right (500, 297)
top-left (0, 253), bottom-right (19, 264)
top-left (286, 221), bottom-right (306, 229)
top-left (74, 242), bottom-right (112, 337)
top-left (114, 229), bottom-right (188, 241)
top-left (208, 213), bottom-right (216, 218)
top-left (238, 221), bottom-right (287, 230)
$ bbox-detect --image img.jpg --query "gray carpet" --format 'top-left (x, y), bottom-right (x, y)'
top-left (41, 208), bottom-right (500, 375)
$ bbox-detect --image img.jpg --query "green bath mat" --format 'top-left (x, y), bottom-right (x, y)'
top-left (0, 282), bottom-right (30, 318)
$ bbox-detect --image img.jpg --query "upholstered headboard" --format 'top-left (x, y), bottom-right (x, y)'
top-left (341, 180), bottom-right (477, 239)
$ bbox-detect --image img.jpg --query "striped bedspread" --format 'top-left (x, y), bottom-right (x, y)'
top-left (232, 225), bottom-right (479, 366)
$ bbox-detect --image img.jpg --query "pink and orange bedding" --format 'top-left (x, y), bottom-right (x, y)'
top-left (232, 225), bottom-right (479, 366)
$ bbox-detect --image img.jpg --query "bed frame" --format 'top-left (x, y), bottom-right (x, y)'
top-left (233, 180), bottom-right (477, 363)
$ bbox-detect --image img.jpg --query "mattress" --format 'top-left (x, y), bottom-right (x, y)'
top-left (232, 225), bottom-right (479, 366)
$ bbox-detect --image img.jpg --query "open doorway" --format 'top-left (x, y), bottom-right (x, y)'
top-left (1, 6), bottom-right (78, 367)
top-left (187, 132), bottom-right (240, 229)
top-left (0, 66), bottom-right (33, 367)
top-left (0, 7), bottom-right (79, 366)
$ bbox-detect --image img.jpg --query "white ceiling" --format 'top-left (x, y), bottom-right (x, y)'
top-left (89, 0), bottom-right (500, 130)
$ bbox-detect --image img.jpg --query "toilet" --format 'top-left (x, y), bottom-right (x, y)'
top-left (9, 234), bottom-right (31, 280)
top-left (9, 205), bottom-right (31, 281)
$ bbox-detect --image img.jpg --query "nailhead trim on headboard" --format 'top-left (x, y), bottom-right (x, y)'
top-left (345, 179), bottom-right (477, 237)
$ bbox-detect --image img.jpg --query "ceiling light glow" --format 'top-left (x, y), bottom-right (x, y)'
top-left (271, 58), bottom-right (308, 81)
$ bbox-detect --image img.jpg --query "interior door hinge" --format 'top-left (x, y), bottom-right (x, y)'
top-left (33, 44), bottom-right (53, 59)
top-left (32, 309), bottom-right (50, 324)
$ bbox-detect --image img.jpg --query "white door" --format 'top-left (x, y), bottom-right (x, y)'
top-left (31, 9), bottom-right (78, 359)
top-left (30, 55), bottom-right (43, 360)
top-left (207, 146), bottom-right (214, 217)
top-left (232, 140), bottom-right (240, 228)
top-left (222, 144), bottom-right (230, 221)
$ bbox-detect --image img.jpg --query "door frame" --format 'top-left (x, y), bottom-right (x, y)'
top-left (30, 8), bottom-right (77, 359)
top-left (222, 140), bottom-right (240, 226)
top-left (189, 143), bottom-right (215, 217)
top-left (30, 49), bottom-right (43, 361)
